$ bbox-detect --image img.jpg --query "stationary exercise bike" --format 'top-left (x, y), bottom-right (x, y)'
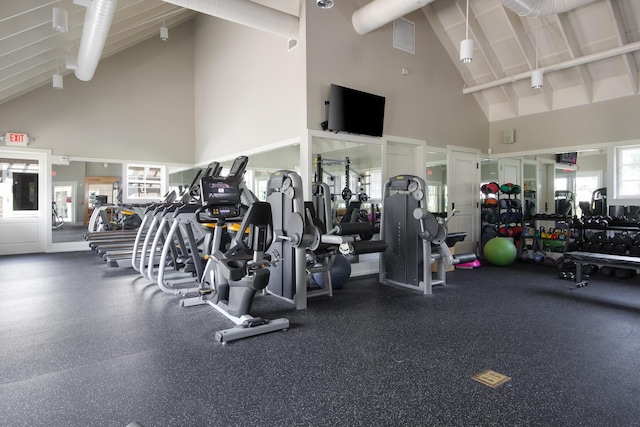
top-left (180, 159), bottom-right (289, 343)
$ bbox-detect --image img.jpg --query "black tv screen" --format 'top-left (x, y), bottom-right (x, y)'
top-left (327, 84), bottom-right (385, 137)
top-left (557, 152), bottom-right (577, 164)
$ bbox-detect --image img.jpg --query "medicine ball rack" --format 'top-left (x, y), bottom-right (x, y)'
top-left (479, 182), bottom-right (523, 259)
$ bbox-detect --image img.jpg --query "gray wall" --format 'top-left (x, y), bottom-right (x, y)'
top-left (0, 21), bottom-right (195, 164)
top-left (305, 2), bottom-right (489, 150)
top-left (193, 14), bottom-right (305, 164)
top-left (489, 96), bottom-right (640, 155)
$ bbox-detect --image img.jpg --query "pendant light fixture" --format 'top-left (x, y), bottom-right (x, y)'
top-left (531, 17), bottom-right (543, 89)
top-left (160, 18), bottom-right (168, 41)
top-left (459, 0), bottom-right (473, 63)
top-left (53, 57), bottom-right (63, 90)
top-left (52, 2), bottom-right (69, 33)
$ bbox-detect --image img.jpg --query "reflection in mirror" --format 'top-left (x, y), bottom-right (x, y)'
top-left (173, 144), bottom-right (302, 203)
top-left (480, 159), bottom-right (498, 183)
top-left (573, 151), bottom-right (606, 218)
top-left (555, 167), bottom-right (576, 217)
top-left (242, 144), bottom-right (300, 201)
top-left (311, 137), bottom-right (382, 226)
top-left (51, 161), bottom-right (123, 244)
top-left (425, 151), bottom-right (447, 214)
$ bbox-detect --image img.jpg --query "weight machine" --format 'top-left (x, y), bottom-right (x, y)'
top-left (267, 170), bottom-right (387, 310)
top-left (380, 175), bottom-right (475, 295)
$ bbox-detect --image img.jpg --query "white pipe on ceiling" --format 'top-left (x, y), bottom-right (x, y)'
top-left (463, 40), bottom-right (640, 94)
top-left (67, 0), bottom-right (118, 82)
top-left (498, 0), bottom-right (598, 16)
top-left (352, 0), bottom-right (434, 35)
top-left (162, 0), bottom-right (299, 40)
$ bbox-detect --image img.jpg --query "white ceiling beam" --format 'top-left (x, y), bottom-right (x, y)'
top-left (540, 76), bottom-right (553, 107)
top-left (606, 0), bottom-right (639, 94)
top-left (503, 8), bottom-right (536, 69)
top-left (556, 13), bottom-right (593, 102)
top-left (452, 0), bottom-right (520, 116)
top-left (422, 5), bottom-right (476, 84)
top-left (464, 40), bottom-right (640, 94)
top-left (504, 83), bottom-right (521, 115)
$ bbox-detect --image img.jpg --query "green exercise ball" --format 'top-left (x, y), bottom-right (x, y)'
top-left (484, 237), bottom-right (517, 266)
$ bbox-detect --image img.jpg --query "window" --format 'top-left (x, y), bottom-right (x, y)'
top-left (575, 171), bottom-right (602, 217)
top-left (0, 157), bottom-right (40, 218)
top-left (615, 145), bottom-right (640, 198)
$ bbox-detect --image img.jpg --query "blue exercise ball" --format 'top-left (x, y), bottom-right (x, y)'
top-left (313, 254), bottom-right (352, 289)
top-left (484, 237), bottom-right (517, 266)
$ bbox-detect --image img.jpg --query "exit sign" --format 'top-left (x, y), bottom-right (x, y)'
top-left (4, 132), bottom-right (30, 147)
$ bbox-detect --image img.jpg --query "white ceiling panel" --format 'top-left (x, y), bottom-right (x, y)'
top-left (425, 0), bottom-right (640, 120)
top-left (1, 0), bottom-right (640, 122)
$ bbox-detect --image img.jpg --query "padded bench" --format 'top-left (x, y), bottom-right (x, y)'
top-left (564, 251), bottom-right (640, 282)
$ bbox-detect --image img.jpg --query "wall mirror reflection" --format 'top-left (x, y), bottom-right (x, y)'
top-left (51, 161), bottom-right (123, 244)
top-left (425, 151), bottom-right (447, 214)
top-left (311, 137), bottom-right (382, 226)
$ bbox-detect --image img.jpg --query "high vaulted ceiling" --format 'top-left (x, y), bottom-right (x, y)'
top-left (424, 0), bottom-right (640, 121)
top-left (1, 0), bottom-right (639, 122)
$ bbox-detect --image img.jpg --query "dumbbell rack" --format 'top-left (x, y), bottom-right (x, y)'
top-left (563, 216), bottom-right (640, 280)
top-left (521, 214), bottom-right (570, 265)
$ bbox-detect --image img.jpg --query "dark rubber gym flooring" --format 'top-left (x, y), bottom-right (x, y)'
top-left (2, 251), bottom-right (640, 426)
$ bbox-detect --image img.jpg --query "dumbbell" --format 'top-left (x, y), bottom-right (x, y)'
top-left (615, 268), bottom-right (636, 279)
top-left (629, 244), bottom-right (640, 257)
top-left (583, 264), bottom-right (599, 275)
top-left (600, 266), bottom-right (615, 276)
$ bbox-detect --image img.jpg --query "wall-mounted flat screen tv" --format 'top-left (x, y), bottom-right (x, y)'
top-left (327, 84), bottom-right (385, 137)
top-left (556, 152), bottom-right (577, 164)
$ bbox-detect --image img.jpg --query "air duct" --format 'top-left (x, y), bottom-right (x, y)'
top-left (498, 0), bottom-right (598, 17)
top-left (66, 0), bottom-right (118, 82)
top-left (352, 0), bottom-right (434, 35)
top-left (162, 0), bottom-right (299, 40)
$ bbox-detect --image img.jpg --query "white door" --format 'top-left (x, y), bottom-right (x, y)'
top-left (383, 140), bottom-right (425, 181)
top-left (499, 157), bottom-right (521, 185)
top-left (447, 149), bottom-right (479, 254)
top-left (0, 149), bottom-right (48, 255)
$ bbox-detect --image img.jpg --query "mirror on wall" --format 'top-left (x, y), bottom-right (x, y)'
top-left (554, 166), bottom-right (576, 217)
top-left (169, 144), bottom-right (302, 203)
top-left (425, 150), bottom-right (447, 214)
top-left (311, 136), bottom-right (382, 225)
top-left (481, 149), bottom-right (608, 219)
top-left (51, 161), bottom-right (123, 244)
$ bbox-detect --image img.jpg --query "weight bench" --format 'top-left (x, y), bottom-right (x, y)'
top-left (564, 251), bottom-right (640, 283)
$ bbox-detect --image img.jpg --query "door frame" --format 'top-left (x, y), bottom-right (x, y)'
top-left (0, 146), bottom-right (50, 255)
top-left (447, 145), bottom-right (480, 254)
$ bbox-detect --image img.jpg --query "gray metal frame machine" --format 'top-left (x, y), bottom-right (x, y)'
top-left (178, 157), bottom-right (289, 344)
top-left (380, 175), bottom-right (475, 295)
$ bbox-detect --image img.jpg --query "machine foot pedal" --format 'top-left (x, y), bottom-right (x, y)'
top-left (241, 318), bottom-right (269, 328)
top-left (570, 280), bottom-right (589, 290)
